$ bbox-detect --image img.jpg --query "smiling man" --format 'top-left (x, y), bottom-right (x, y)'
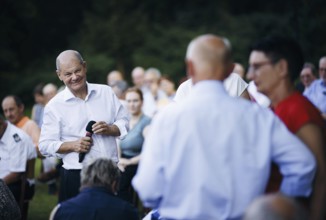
top-left (39, 50), bottom-right (129, 202)
top-left (248, 36), bottom-right (326, 220)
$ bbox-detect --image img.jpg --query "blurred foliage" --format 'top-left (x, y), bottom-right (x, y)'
top-left (1, 0), bottom-right (326, 106)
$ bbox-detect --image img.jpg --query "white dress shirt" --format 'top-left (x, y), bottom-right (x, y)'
top-left (0, 122), bottom-right (36, 178)
top-left (39, 83), bottom-right (129, 170)
top-left (247, 81), bottom-right (271, 107)
top-left (174, 73), bottom-right (248, 103)
top-left (303, 79), bottom-right (326, 114)
top-left (133, 80), bottom-right (316, 220)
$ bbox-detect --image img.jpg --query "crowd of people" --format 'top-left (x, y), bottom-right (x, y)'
top-left (0, 33), bottom-right (325, 220)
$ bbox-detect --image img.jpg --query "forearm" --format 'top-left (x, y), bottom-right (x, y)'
top-left (310, 172), bottom-right (326, 220)
top-left (57, 141), bottom-right (79, 154)
top-left (129, 155), bottom-right (141, 165)
top-left (3, 172), bottom-right (23, 185)
top-left (105, 124), bottom-right (121, 136)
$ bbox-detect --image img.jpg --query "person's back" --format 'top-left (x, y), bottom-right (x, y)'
top-left (51, 158), bottom-right (139, 220)
top-left (53, 187), bottom-right (138, 220)
top-left (132, 34), bottom-right (316, 220)
top-left (136, 81), bottom-right (314, 219)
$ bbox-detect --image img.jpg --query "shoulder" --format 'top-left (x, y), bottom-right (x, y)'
top-left (275, 92), bottom-right (323, 131)
top-left (7, 124), bottom-right (33, 145)
top-left (141, 115), bottom-right (152, 124)
top-left (174, 79), bottom-right (192, 102)
top-left (306, 79), bottom-right (322, 93)
top-left (89, 83), bottom-right (112, 92)
top-left (278, 93), bottom-right (317, 116)
top-left (25, 119), bottom-right (40, 130)
top-left (223, 73), bottom-right (248, 96)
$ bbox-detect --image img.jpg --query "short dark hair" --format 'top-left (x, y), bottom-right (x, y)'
top-left (33, 83), bottom-right (45, 96)
top-left (250, 36), bottom-right (304, 83)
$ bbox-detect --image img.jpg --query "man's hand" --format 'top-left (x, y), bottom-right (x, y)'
top-left (57, 137), bottom-right (92, 154)
top-left (72, 137), bottom-right (92, 153)
top-left (92, 121), bottom-right (120, 136)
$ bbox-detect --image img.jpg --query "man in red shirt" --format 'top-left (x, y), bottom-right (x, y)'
top-left (248, 36), bottom-right (326, 220)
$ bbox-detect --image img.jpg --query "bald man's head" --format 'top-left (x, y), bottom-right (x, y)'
top-left (186, 34), bottom-right (233, 83)
top-left (243, 194), bottom-right (308, 220)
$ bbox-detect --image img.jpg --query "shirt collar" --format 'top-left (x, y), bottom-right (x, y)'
top-left (63, 82), bottom-right (96, 101)
top-left (191, 80), bottom-right (227, 96)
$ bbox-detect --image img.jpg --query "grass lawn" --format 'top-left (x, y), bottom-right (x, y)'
top-left (28, 159), bottom-right (58, 220)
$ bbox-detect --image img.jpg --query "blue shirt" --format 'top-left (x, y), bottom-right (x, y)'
top-left (303, 79), bottom-right (326, 113)
top-left (132, 80), bottom-right (316, 220)
top-left (120, 114), bottom-right (151, 157)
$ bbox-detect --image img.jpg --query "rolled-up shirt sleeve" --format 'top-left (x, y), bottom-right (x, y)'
top-left (112, 95), bottom-right (129, 139)
top-left (39, 105), bottom-right (64, 157)
top-left (271, 117), bottom-right (316, 197)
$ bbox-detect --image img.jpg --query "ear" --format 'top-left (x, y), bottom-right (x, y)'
top-left (56, 70), bottom-right (63, 81)
top-left (19, 104), bottom-right (25, 113)
top-left (222, 62), bottom-right (234, 80)
top-left (82, 61), bottom-right (87, 72)
top-left (186, 59), bottom-right (195, 79)
top-left (276, 59), bottom-right (288, 78)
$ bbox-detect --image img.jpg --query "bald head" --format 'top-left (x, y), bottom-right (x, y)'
top-left (132, 66), bottom-right (145, 88)
top-left (56, 50), bottom-right (84, 71)
top-left (186, 34), bottom-right (233, 83)
top-left (243, 194), bottom-right (308, 220)
top-left (319, 56), bottom-right (326, 83)
top-left (107, 70), bottom-right (124, 86)
top-left (43, 83), bottom-right (58, 103)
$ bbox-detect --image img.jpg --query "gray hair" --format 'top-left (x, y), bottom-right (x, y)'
top-left (145, 67), bottom-right (161, 79)
top-left (80, 158), bottom-right (120, 191)
top-left (56, 50), bottom-right (84, 71)
top-left (303, 62), bottom-right (316, 76)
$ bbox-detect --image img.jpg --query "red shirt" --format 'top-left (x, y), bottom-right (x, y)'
top-left (266, 92), bottom-right (325, 193)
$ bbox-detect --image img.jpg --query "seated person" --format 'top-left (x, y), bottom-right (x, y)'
top-left (118, 87), bottom-right (151, 203)
top-left (0, 115), bottom-right (36, 203)
top-left (50, 158), bottom-right (139, 220)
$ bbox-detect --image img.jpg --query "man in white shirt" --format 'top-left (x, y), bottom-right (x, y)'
top-left (39, 50), bottom-right (129, 202)
top-left (132, 34), bottom-right (316, 220)
top-left (304, 56), bottom-right (326, 120)
top-left (174, 38), bottom-right (250, 102)
top-left (0, 115), bottom-right (36, 203)
top-left (174, 72), bottom-right (249, 103)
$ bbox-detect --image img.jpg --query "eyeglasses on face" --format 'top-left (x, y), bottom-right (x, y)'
top-left (248, 61), bottom-right (272, 72)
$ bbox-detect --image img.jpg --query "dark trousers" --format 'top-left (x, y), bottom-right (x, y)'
top-left (117, 161), bottom-right (138, 203)
top-left (58, 168), bottom-right (81, 203)
top-left (8, 180), bottom-right (35, 203)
